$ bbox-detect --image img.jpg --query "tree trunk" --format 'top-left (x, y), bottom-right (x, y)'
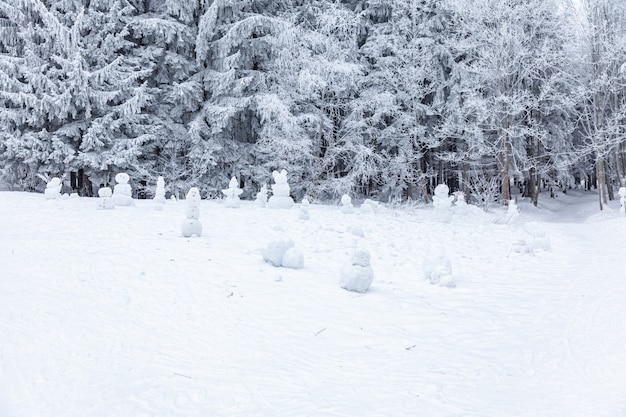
top-left (500, 133), bottom-right (511, 205)
top-left (615, 145), bottom-right (626, 187)
top-left (596, 154), bottom-right (607, 210)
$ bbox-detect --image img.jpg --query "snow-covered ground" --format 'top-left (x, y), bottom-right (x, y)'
top-left (1, 190), bottom-right (625, 417)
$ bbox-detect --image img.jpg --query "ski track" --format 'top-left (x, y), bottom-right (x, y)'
top-left (1, 191), bottom-right (626, 416)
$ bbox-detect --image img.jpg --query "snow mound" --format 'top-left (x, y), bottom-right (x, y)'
top-left (261, 238), bottom-right (304, 269)
top-left (423, 254), bottom-right (455, 288)
top-left (281, 247), bottom-right (304, 269)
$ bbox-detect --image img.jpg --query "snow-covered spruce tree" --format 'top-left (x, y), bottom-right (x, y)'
top-left (123, 0), bottom-right (204, 199)
top-left (0, 0), bottom-right (158, 195)
top-left (345, 0), bottom-right (455, 202)
top-left (191, 1), bottom-right (312, 198)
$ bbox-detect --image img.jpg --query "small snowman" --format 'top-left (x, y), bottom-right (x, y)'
top-left (222, 177), bottom-right (243, 208)
top-left (154, 176), bottom-right (166, 209)
top-left (432, 184), bottom-right (453, 210)
top-left (44, 177), bottom-right (62, 200)
top-left (299, 198), bottom-right (310, 220)
top-left (267, 170), bottom-right (294, 209)
top-left (255, 185), bottom-right (269, 207)
top-left (340, 248), bottom-right (374, 293)
top-left (181, 187), bottom-right (202, 237)
top-left (340, 194), bottom-right (354, 214)
top-left (112, 173), bottom-right (134, 206)
top-left (96, 187), bottom-right (115, 210)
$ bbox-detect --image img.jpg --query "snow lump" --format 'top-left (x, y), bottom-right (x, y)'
top-left (261, 238), bottom-right (304, 269)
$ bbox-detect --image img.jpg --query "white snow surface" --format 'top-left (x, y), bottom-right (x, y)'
top-left (1, 190), bottom-right (626, 417)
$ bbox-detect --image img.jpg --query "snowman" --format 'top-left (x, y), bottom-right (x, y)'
top-left (44, 177), bottom-right (62, 200)
top-left (112, 173), bottom-right (134, 206)
top-left (181, 187), bottom-right (202, 237)
top-left (154, 176), bottom-right (167, 206)
top-left (340, 248), bottom-right (374, 293)
top-left (255, 185), bottom-right (269, 207)
top-left (340, 194), bottom-right (353, 214)
top-left (222, 177), bottom-right (243, 208)
top-left (299, 198), bottom-right (310, 220)
top-left (96, 186), bottom-right (115, 210)
top-left (432, 184), bottom-right (453, 210)
top-left (267, 170), bottom-right (294, 209)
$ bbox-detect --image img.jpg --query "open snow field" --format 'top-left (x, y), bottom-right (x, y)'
top-left (1, 190), bottom-right (625, 417)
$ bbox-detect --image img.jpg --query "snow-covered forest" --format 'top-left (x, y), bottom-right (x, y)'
top-left (1, 0), bottom-right (626, 207)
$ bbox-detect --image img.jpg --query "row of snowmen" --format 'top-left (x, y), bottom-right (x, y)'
top-left (47, 172), bottom-right (466, 293)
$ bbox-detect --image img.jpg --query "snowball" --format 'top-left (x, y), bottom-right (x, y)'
top-left (281, 247), bottom-right (304, 269)
top-left (186, 206), bottom-right (200, 220)
top-left (115, 173), bottom-right (130, 184)
top-left (438, 274), bottom-right (456, 288)
top-left (434, 184), bottom-right (450, 198)
top-left (261, 238), bottom-right (295, 267)
top-left (96, 198), bottom-right (115, 210)
top-left (98, 187), bottom-right (112, 198)
top-left (181, 219), bottom-right (202, 237)
top-left (351, 248), bottom-right (371, 267)
top-left (267, 196), bottom-right (294, 209)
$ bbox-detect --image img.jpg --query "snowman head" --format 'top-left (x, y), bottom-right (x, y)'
top-left (341, 194), bottom-right (351, 205)
top-left (47, 177), bottom-right (62, 187)
top-left (229, 177), bottom-right (238, 189)
top-left (98, 187), bottom-right (113, 198)
top-left (351, 248), bottom-right (371, 267)
top-left (186, 187), bottom-right (201, 202)
top-left (157, 176), bottom-right (165, 187)
top-left (434, 184), bottom-right (449, 198)
top-left (272, 170), bottom-right (288, 184)
top-left (115, 173), bottom-right (130, 184)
